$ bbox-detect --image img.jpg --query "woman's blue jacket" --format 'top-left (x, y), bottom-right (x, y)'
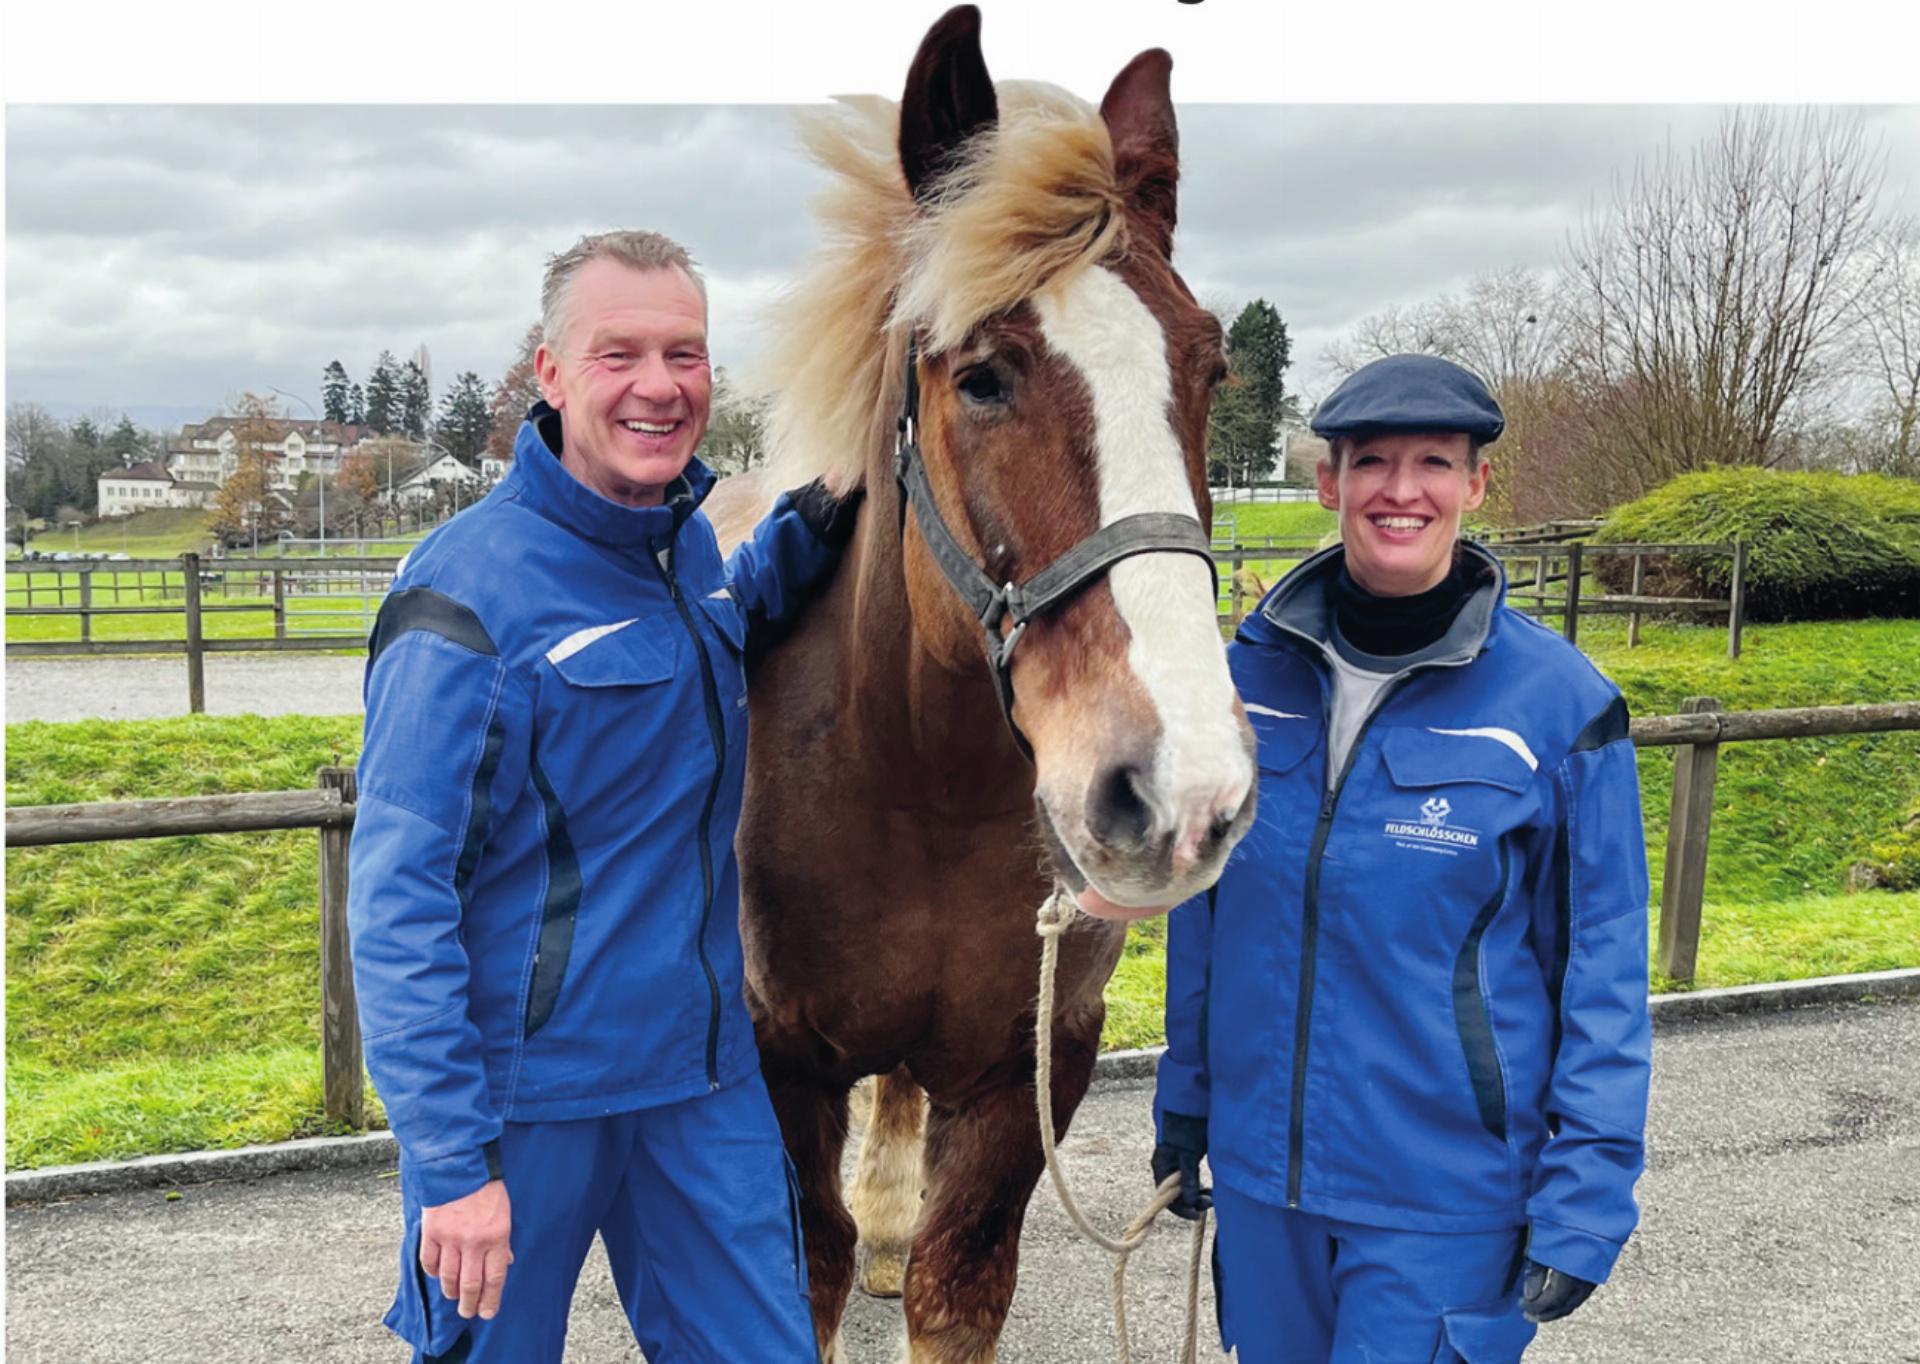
top-left (1155, 543), bottom-right (1652, 1284)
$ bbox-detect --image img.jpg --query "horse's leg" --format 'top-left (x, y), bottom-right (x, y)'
top-left (850, 1064), bottom-right (927, 1298)
top-left (765, 1065), bottom-right (859, 1363)
top-left (903, 1028), bottom-right (1101, 1363)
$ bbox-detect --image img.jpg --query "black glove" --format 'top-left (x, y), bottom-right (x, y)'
top-left (787, 478), bottom-right (863, 547)
top-left (1521, 1260), bottom-right (1596, 1323)
top-left (1150, 1111), bottom-right (1212, 1221)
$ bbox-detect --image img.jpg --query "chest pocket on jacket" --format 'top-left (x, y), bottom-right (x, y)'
top-left (1249, 704), bottom-right (1320, 776)
top-left (548, 619), bottom-right (679, 689)
top-left (1374, 727), bottom-right (1536, 887)
top-left (1379, 727), bottom-right (1535, 795)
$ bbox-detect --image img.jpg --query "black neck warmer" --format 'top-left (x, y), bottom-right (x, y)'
top-left (1331, 549), bottom-right (1485, 657)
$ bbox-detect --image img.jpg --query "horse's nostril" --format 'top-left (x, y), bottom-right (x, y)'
top-left (1087, 763), bottom-right (1155, 851)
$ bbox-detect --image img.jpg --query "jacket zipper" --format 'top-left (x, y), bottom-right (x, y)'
top-left (1279, 635), bottom-right (1477, 1208)
top-left (655, 542), bottom-right (725, 1090)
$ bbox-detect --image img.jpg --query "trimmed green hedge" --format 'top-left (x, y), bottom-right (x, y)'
top-left (1592, 469), bottom-right (1920, 622)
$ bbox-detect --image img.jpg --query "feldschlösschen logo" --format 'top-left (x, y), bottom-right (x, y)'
top-left (1384, 796), bottom-right (1481, 854)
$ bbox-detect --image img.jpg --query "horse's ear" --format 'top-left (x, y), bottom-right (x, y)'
top-left (899, 4), bottom-right (998, 203)
top-left (1100, 48), bottom-right (1180, 255)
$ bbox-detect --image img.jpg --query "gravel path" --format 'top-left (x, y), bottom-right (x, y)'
top-left (8, 1001), bottom-right (1918, 1363)
top-left (5, 655), bottom-right (366, 724)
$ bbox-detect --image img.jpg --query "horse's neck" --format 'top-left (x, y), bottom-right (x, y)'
top-left (838, 495), bottom-right (1035, 815)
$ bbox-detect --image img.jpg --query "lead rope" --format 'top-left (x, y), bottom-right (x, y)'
top-left (1034, 888), bottom-right (1208, 1364)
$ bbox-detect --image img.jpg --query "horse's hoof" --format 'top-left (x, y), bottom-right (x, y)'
top-left (860, 1245), bottom-right (908, 1298)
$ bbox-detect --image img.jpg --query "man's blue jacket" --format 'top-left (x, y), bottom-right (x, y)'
top-left (349, 406), bottom-right (841, 1208)
top-left (1155, 543), bottom-right (1652, 1285)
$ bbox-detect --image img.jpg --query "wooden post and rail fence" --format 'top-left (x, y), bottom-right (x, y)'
top-left (6, 554), bottom-right (400, 714)
top-left (1213, 537), bottom-right (1750, 658)
top-left (6, 700), bottom-right (1915, 1129)
top-left (8, 534), bottom-right (1748, 714)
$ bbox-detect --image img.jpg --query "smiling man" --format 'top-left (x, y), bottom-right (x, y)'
top-left (348, 230), bottom-right (857, 1363)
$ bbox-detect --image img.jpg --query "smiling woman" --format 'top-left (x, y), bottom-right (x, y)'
top-left (1154, 351), bottom-right (1653, 1360)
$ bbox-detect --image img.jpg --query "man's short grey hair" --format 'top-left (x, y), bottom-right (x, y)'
top-left (540, 230), bottom-right (709, 349)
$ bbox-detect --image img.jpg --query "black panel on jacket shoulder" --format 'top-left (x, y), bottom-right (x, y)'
top-left (369, 588), bottom-right (498, 666)
top-left (1571, 695), bottom-right (1630, 753)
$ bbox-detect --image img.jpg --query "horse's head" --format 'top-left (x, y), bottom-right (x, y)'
top-left (888, 7), bottom-right (1256, 909)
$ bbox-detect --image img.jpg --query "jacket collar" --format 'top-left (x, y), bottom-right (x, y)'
top-left (506, 401), bottom-right (715, 552)
top-left (1243, 538), bottom-right (1507, 667)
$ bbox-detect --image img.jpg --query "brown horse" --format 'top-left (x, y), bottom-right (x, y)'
top-left (705, 9), bottom-right (1255, 1360)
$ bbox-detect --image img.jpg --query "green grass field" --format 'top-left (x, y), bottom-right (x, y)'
top-left (18, 508), bottom-right (215, 559)
top-left (6, 611), bottom-right (1918, 1167)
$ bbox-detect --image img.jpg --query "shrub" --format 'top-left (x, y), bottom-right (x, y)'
top-left (1591, 469), bottom-right (1920, 622)
top-left (1853, 803), bottom-right (1920, 893)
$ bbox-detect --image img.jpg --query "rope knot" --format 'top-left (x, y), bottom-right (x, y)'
top-left (1035, 886), bottom-right (1077, 938)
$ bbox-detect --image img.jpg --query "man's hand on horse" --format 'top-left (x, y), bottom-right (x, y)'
top-left (421, 1179), bottom-right (514, 1321)
top-left (1150, 1111), bottom-right (1212, 1221)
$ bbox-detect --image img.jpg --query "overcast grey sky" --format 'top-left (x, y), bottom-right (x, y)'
top-left (7, 101), bottom-right (1919, 429)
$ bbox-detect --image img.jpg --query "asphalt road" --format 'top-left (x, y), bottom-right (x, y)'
top-left (4, 655), bottom-right (366, 724)
top-left (8, 999), bottom-right (1917, 1363)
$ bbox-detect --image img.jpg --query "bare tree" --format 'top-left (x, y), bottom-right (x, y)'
top-left (1561, 107), bottom-right (1886, 499)
top-left (486, 323), bottom-right (544, 466)
top-left (1847, 219), bottom-right (1920, 477)
top-left (1318, 268), bottom-right (1580, 521)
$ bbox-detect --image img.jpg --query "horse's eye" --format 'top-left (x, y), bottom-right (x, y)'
top-left (956, 364), bottom-right (1009, 407)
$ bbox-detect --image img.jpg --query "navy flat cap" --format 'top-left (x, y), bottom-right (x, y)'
top-left (1310, 354), bottom-right (1505, 445)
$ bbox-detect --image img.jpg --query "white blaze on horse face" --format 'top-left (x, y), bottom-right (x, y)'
top-left (1033, 266), bottom-right (1251, 886)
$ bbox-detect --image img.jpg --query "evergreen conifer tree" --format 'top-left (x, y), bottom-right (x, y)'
top-left (400, 360), bottom-right (432, 440)
top-left (436, 371), bottom-right (493, 464)
top-left (364, 352), bottom-right (402, 435)
top-left (322, 361), bottom-right (353, 423)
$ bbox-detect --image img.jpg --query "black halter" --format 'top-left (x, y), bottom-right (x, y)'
top-left (892, 340), bottom-right (1219, 762)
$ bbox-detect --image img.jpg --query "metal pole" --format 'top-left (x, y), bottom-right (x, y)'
top-left (1628, 552), bottom-right (1645, 648)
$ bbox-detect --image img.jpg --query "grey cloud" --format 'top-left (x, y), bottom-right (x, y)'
top-left (8, 102), bottom-right (1916, 415)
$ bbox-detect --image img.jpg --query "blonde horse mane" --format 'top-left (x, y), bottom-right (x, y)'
top-left (752, 82), bottom-right (1127, 498)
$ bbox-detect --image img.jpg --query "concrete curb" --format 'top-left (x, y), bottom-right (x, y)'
top-left (10, 968), bottom-right (1917, 1207)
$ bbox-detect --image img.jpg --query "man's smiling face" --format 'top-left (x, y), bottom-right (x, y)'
top-left (535, 258), bottom-right (712, 508)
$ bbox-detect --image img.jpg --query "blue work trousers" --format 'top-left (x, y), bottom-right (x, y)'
top-left (1212, 1187), bottom-right (1537, 1363)
top-left (384, 1070), bottom-right (814, 1363)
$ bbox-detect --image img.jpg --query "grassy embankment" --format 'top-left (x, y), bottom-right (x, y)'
top-left (16, 508), bottom-right (215, 559)
top-left (6, 611), bottom-right (1918, 1167)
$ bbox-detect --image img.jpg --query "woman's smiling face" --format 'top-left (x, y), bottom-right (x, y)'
top-left (1317, 431), bottom-right (1490, 596)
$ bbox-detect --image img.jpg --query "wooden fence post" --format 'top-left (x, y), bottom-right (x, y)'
top-left (273, 567), bottom-right (287, 642)
top-left (1562, 543), bottom-right (1583, 645)
top-left (1230, 569), bottom-right (1246, 625)
top-left (316, 765), bottom-right (366, 1128)
top-left (1627, 552), bottom-right (1644, 648)
top-left (181, 553), bottom-right (205, 714)
top-left (78, 568), bottom-right (93, 645)
top-left (1658, 696), bottom-right (1723, 983)
top-left (1728, 539), bottom-right (1749, 660)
